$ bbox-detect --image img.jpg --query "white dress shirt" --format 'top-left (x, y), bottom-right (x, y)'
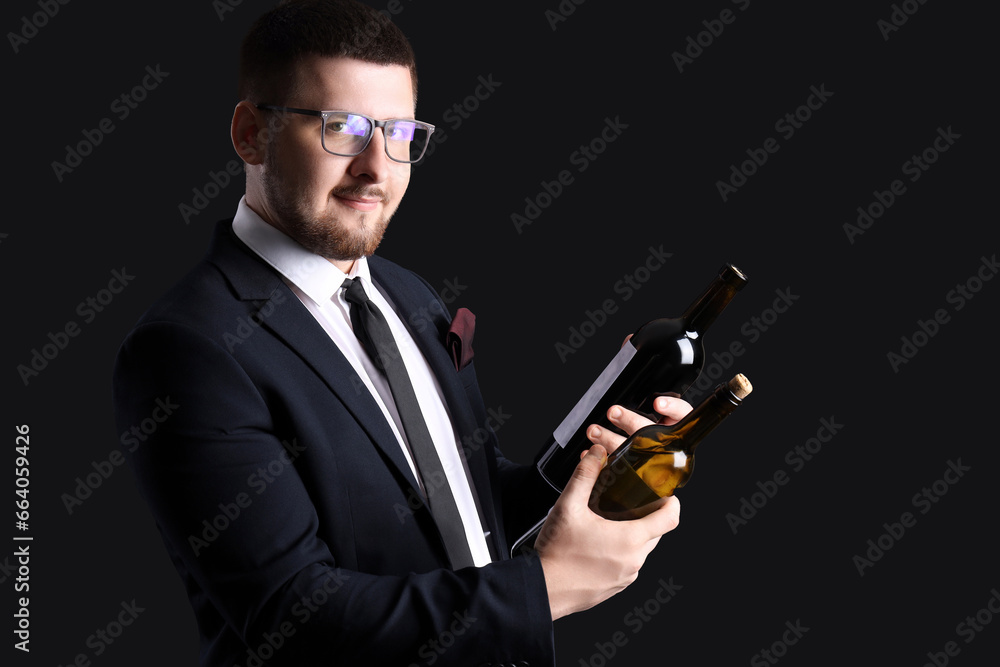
top-left (232, 196), bottom-right (491, 566)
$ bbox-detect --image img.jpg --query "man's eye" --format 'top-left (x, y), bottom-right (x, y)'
top-left (389, 122), bottom-right (415, 141)
top-left (330, 116), bottom-right (370, 137)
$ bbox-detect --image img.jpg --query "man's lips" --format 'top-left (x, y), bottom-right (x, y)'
top-left (332, 188), bottom-right (387, 212)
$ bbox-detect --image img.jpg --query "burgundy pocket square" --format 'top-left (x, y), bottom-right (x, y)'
top-left (446, 307), bottom-right (476, 372)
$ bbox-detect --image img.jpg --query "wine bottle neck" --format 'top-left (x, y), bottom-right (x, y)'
top-left (681, 265), bottom-right (747, 333)
top-left (670, 383), bottom-right (744, 451)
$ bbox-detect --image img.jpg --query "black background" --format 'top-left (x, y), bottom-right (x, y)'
top-left (4, 0), bottom-right (998, 665)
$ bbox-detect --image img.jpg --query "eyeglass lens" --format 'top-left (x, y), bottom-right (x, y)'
top-left (322, 112), bottom-right (430, 162)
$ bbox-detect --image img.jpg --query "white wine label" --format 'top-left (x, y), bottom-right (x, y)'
top-left (553, 340), bottom-right (638, 447)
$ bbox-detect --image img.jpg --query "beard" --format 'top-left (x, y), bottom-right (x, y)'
top-left (260, 151), bottom-right (393, 262)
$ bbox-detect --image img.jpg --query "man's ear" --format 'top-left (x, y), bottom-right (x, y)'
top-left (232, 101), bottom-right (266, 165)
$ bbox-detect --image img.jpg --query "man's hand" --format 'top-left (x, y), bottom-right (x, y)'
top-left (535, 398), bottom-right (691, 620)
top-left (584, 396), bottom-right (693, 456)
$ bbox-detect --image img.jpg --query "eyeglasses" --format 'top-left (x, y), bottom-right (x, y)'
top-left (256, 104), bottom-right (435, 164)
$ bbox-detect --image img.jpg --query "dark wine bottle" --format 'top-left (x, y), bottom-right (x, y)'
top-left (589, 373), bottom-right (752, 520)
top-left (534, 263), bottom-right (748, 492)
top-left (510, 373), bottom-right (752, 557)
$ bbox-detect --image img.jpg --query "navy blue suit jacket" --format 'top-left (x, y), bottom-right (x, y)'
top-left (112, 220), bottom-right (558, 666)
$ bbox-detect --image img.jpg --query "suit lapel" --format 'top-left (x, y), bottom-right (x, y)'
top-left (206, 221), bottom-right (422, 494)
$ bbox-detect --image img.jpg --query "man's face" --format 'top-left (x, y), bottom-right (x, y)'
top-left (254, 56), bottom-right (415, 264)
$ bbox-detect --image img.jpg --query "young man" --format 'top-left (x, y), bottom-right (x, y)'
top-left (112, 1), bottom-right (684, 665)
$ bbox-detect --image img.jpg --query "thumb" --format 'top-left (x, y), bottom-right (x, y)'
top-left (560, 445), bottom-right (608, 508)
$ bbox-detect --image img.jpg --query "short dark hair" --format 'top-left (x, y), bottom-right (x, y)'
top-left (238, 0), bottom-right (418, 104)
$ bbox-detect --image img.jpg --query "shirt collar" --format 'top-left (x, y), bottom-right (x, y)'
top-left (232, 196), bottom-right (372, 305)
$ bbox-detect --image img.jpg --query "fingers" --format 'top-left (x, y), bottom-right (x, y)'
top-left (639, 495), bottom-right (681, 539)
top-left (561, 445), bottom-right (608, 507)
top-left (654, 396), bottom-right (693, 425)
top-left (585, 422), bottom-right (626, 455)
top-left (586, 404), bottom-right (658, 454)
top-left (608, 404), bottom-right (656, 435)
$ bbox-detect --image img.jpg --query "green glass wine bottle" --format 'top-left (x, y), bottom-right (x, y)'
top-left (589, 373), bottom-right (752, 520)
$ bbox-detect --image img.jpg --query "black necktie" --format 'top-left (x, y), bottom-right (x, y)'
top-left (341, 277), bottom-right (476, 569)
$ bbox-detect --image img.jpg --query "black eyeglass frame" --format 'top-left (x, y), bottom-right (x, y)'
top-left (255, 104), bottom-right (435, 164)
